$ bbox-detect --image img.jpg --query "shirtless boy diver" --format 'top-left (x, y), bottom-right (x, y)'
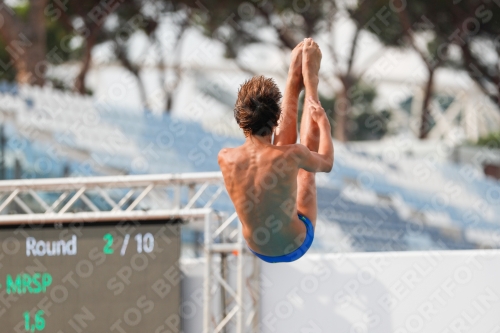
top-left (218, 38), bottom-right (334, 263)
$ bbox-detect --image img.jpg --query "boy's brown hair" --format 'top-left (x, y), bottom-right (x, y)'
top-left (234, 76), bottom-right (282, 137)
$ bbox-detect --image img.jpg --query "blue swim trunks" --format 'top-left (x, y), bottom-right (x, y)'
top-left (246, 214), bottom-right (314, 263)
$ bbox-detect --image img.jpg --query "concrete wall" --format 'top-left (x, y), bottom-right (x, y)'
top-left (181, 250), bottom-right (500, 333)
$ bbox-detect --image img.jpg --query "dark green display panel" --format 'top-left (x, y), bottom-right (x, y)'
top-left (0, 221), bottom-right (181, 333)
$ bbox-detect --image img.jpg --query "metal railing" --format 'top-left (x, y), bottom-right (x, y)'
top-left (0, 172), bottom-right (223, 224)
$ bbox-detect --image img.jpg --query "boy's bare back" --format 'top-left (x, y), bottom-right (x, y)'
top-left (219, 142), bottom-right (306, 256)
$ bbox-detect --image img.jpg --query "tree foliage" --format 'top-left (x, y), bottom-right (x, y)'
top-left (1, 0), bottom-right (499, 138)
top-left (353, 0), bottom-right (500, 139)
top-left (298, 83), bottom-right (390, 141)
top-left (176, 0), bottom-right (327, 60)
top-left (476, 131), bottom-right (500, 148)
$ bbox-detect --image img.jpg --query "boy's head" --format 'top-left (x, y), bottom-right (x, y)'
top-left (234, 76), bottom-right (282, 137)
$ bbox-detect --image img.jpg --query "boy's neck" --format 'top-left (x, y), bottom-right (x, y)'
top-left (246, 134), bottom-right (273, 145)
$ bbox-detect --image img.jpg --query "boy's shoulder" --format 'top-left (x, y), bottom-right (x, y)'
top-left (218, 147), bottom-right (232, 156)
top-left (218, 146), bottom-right (241, 165)
top-left (218, 147), bottom-right (231, 163)
top-left (275, 143), bottom-right (308, 156)
top-left (219, 143), bottom-right (305, 164)
top-left (218, 145), bottom-right (241, 156)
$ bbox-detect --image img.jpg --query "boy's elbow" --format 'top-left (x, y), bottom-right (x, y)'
top-left (325, 157), bottom-right (334, 173)
top-left (327, 150), bottom-right (334, 171)
top-left (321, 159), bottom-right (333, 173)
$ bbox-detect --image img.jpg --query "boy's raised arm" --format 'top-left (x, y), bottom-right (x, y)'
top-left (296, 97), bottom-right (334, 173)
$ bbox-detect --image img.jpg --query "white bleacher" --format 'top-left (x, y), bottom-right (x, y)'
top-left (0, 83), bottom-right (499, 252)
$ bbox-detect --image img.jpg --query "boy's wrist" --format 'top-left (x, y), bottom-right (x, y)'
top-left (319, 116), bottom-right (331, 129)
top-left (285, 77), bottom-right (303, 95)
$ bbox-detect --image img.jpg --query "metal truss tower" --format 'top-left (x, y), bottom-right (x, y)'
top-left (0, 172), bottom-right (260, 333)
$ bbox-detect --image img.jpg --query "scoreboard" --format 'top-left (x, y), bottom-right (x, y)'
top-left (0, 220), bottom-right (181, 333)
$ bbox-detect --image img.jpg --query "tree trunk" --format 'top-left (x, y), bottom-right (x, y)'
top-left (419, 67), bottom-right (435, 139)
top-left (164, 79), bottom-right (183, 113)
top-left (0, 0), bottom-right (48, 86)
top-left (135, 73), bottom-right (150, 111)
top-left (334, 80), bottom-right (351, 142)
top-left (113, 40), bottom-right (150, 110)
top-left (155, 26), bottom-right (187, 113)
top-left (75, 33), bottom-right (98, 94)
top-left (460, 42), bottom-right (500, 111)
top-left (13, 44), bottom-right (46, 86)
top-left (165, 92), bottom-right (173, 112)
